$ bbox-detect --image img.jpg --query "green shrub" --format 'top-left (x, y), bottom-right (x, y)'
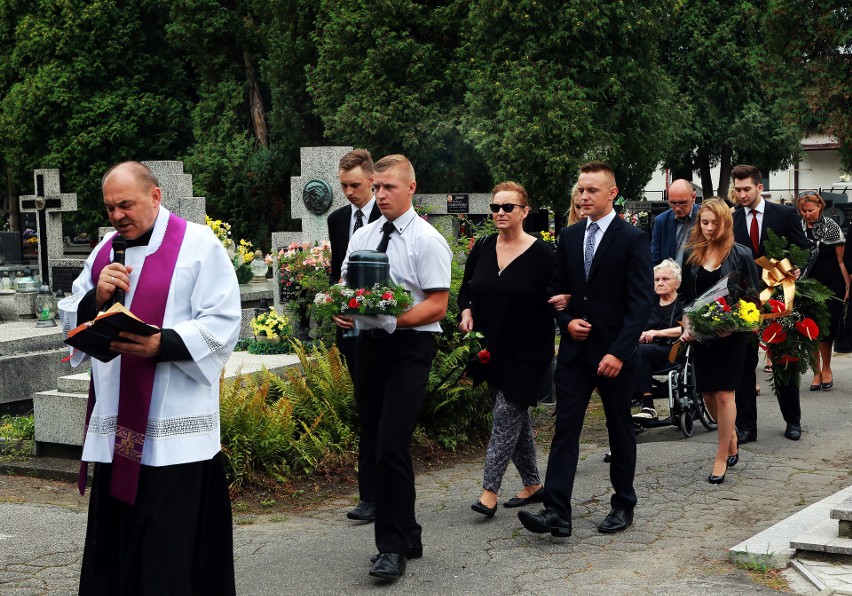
top-left (0, 415), bottom-right (35, 440)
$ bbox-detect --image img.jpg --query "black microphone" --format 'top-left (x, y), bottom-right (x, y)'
top-left (112, 236), bottom-right (128, 305)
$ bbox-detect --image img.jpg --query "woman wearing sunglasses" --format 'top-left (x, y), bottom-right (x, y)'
top-left (458, 181), bottom-right (556, 517)
top-left (798, 191), bottom-right (850, 391)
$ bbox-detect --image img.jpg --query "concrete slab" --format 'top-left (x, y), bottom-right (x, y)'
top-left (792, 520), bottom-right (852, 555)
top-left (730, 485), bottom-right (852, 568)
top-left (832, 497), bottom-right (852, 521)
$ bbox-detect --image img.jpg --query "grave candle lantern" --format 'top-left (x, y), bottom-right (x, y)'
top-left (250, 249), bottom-right (268, 281)
top-left (34, 284), bottom-right (57, 327)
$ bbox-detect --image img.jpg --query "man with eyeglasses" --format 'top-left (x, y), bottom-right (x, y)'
top-left (731, 164), bottom-right (810, 444)
top-left (650, 179), bottom-right (699, 266)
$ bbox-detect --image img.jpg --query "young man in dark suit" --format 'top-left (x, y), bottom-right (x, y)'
top-left (327, 149), bottom-right (382, 522)
top-left (650, 178), bottom-right (700, 266)
top-left (731, 164), bottom-right (810, 443)
top-left (519, 161), bottom-right (654, 538)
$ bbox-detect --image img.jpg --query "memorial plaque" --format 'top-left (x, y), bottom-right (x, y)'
top-left (446, 194), bottom-right (469, 214)
top-left (52, 265), bottom-right (85, 293)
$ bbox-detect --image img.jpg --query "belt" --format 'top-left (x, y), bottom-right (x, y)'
top-left (360, 328), bottom-right (428, 338)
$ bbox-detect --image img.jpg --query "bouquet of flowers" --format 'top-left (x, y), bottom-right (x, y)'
top-left (758, 230), bottom-right (833, 388)
top-left (277, 241), bottom-right (332, 302)
top-left (250, 308), bottom-right (292, 339)
top-left (205, 216), bottom-right (232, 250)
top-left (683, 272), bottom-right (761, 341)
top-left (312, 282), bottom-right (412, 319)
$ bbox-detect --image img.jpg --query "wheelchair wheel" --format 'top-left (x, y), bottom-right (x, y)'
top-left (679, 410), bottom-right (694, 438)
top-left (694, 393), bottom-right (718, 431)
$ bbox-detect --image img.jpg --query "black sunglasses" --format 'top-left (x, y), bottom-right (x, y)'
top-left (489, 203), bottom-right (526, 213)
top-left (798, 190), bottom-right (820, 198)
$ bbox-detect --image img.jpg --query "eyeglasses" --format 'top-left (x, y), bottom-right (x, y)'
top-left (668, 201), bottom-right (690, 207)
top-left (798, 190), bottom-right (820, 198)
top-left (489, 203), bottom-right (526, 213)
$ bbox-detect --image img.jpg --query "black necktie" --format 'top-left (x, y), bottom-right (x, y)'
top-left (353, 209), bottom-right (364, 234)
top-left (376, 221), bottom-right (395, 253)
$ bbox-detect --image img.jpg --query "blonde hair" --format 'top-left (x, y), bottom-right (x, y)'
top-left (686, 198), bottom-right (735, 266)
top-left (567, 183), bottom-right (583, 226)
top-left (797, 192), bottom-right (825, 216)
top-left (374, 154), bottom-right (415, 181)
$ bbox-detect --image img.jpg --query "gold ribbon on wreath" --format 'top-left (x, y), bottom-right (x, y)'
top-left (755, 256), bottom-right (796, 320)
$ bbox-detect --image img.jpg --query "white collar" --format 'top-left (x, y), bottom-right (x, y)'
top-left (587, 208), bottom-right (617, 234)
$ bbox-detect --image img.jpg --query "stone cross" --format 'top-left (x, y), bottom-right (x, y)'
top-left (18, 170), bottom-right (77, 288)
top-left (144, 161), bottom-right (206, 224)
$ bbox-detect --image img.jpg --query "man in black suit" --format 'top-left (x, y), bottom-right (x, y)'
top-left (731, 164), bottom-right (810, 443)
top-left (519, 161), bottom-right (653, 538)
top-left (327, 148), bottom-right (382, 522)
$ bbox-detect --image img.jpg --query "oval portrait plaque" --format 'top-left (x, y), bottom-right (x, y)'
top-left (302, 179), bottom-right (333, 216)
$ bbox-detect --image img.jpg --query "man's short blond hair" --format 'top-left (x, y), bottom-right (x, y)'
top-left (374, 154), bottom-right (415, 181)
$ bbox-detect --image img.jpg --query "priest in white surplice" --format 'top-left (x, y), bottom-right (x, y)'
top-left (58, 161), bottom-right (240, 595)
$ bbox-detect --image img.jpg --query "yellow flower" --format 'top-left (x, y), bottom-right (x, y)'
top-left (737, 300), bottom-right (760, 325)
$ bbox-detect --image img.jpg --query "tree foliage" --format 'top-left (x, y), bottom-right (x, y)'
top-left (0, 0), bottom-right (191, 233)
top-left (661, 0), bottom-right (803, 197)
top-left (459, 0), bottom-right (685, 208)
top-left (764, 0), bottom-right (851, 170)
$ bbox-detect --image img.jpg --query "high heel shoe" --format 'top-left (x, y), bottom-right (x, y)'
top-left (708, 463), bottom-right (728, 484)
top-left (726, 453), bottom-right (739, 467)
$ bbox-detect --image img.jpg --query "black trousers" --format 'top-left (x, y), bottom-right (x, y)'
top-left (544, 355), bottom-right (638, 521)
top-left (736, 344), bottom-right (801, 436)
top-left (79, 452), bottom-right (235, 596)
top-left (353, 331), bottom-right (435, 554)
top-left (337, 329), bottom-right (377, 504)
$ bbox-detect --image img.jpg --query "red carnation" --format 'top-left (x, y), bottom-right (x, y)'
top-left (477, 349), bottom-right (491, 364)
top-left (356, 288), bottom-right (366, 296)
top-left (795, 318), bottom-right (819, 340)
top-left (762, 323), bottom-right (786, 344)
top-left (715, 297), bottom-right (730, 312)
top-left (382, 292), bottom-right (393, 300)
top-left (348, 297), bottom-right (359, 309)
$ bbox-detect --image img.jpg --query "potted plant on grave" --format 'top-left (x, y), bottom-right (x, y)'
top-left (250, 308), bottom-right (292, 344)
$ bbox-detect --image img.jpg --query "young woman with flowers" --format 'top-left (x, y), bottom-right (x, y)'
top-left (680, 198), bottom-right (760, 484)
top-left (457, 181), bottom-right (556, 517)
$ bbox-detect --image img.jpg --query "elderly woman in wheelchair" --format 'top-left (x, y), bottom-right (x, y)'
top-left (632, 259), bottom-right (685, 422)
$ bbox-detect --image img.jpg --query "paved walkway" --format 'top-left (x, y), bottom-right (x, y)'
top-left (2, 357), bottom-right (852, 595)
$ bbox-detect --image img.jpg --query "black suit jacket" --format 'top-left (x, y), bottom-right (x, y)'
top-left (552, 215), bottom-right (654, 368)
top-left (328, 202), bottom-right (381, 283)
top-left (732, 200), bottom-right (809, 258)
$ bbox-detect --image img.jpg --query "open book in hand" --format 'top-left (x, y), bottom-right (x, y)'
top-left (64, 302), bottom-right (159, 363)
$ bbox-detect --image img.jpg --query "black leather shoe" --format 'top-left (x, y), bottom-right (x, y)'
top-left (603, 451), bottom-right (612, 463)
top-left (726, 453), bottom-right (739, 467)
top-left (517, 508), bottom-right (572, 537)
top-left (471, 500), bottom-right (497, 518)
top-left (370, 541), bottom-right (422, 563)
top-left (347, 500), bottom-right (376, 521)
top-left (369, 553), bottom-right (406, 580)
top-left (736, 429), bottom-right (757, 444)
top-left (784, 423), bottom-right (802, 440)
top-left (821, 381), bottom-right (833, 390)
top-left (598, 508), bottom-right (634, 533)
top-left (503, 487), bottom-right (545, 508)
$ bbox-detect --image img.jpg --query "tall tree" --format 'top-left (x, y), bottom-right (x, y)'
top-left (307, 0), bottom-right (491, 194)
top-left (0, 0), bottom-right (191, 234)
top-left (661, 0), bottom-right (802, 198)
top-left (764, 0), bottom-right (851, 170)
top-left (459, 0), bottom-right (684, 209)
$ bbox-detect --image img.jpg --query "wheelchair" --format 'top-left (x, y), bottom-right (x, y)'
top-left (632, 343), bottom-right (717, 438)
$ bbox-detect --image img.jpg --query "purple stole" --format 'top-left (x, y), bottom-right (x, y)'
top-left (78, 212), bottom-right (187, 505)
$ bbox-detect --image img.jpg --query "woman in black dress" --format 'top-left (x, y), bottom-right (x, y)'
top-left (798, 192), bottom-right (850, 390)
top-left (458, 181), bottom-right (556, 516)
top-left (680, 199), bottom-right (760, 484)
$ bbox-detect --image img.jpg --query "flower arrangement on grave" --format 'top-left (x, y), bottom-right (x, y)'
top-left (22, 228), bottom-right (38, 252)
top-left (233, 239), bottom-right (256, 285)
top-left (205, 216), bottom-right (233, 250)
top-left (312, 281), bottom-right (412, 319)
top-left (629, 210), bottom-right (649, 228)
top-left (539, 230), bottom-right (556, 247)
top-left (277, 241), bottom-right (332, 303)
top-left (683, 273), bottom-right (761, 341)
top-left (757, 230), bottom-right (832, 390)
top-left (250, 308), bottom-right (292, 341)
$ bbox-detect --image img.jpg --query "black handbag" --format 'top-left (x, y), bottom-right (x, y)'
top-left (835, 302), bottom-right (852, 353)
